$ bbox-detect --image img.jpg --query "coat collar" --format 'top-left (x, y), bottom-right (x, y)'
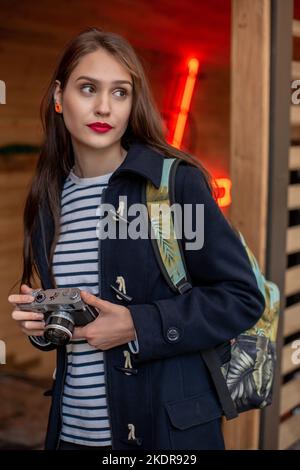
top-left (109, 142), bottom-right (165, 189)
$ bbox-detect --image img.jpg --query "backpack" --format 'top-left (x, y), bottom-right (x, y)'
top-left (145, 157), bottom-right (280, 419)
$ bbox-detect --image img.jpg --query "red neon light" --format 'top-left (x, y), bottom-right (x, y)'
top-left (172, 58), bottom-right (199, 149)
top-left (215, 178), bottom-right (232, 208)
top-left (167, 58), bottom-right (231, 208)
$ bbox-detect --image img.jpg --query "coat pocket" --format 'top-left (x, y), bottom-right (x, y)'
top-left (165, 390), bottom-right (224, 449)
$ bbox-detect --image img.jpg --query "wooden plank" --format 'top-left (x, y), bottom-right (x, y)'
top-left (288, 184), bottom-right (300, 209)
top-left (280, 377), bottom-right (300, 415)
top-left (285, 265), bottom-right (300, 297)
top-left (281, 342), bottom-right (300, 375)
top-left (289, 146), bottom-right (300, 169)
top-left (291, 61), bottom-right (300, 79)
top-left (0, 173), bottom-right (32, 347)
top-left (293, 19), bottom-right (300, 37)
top-left (279, 413), bottom-right (300, 449)
top-left (291, 105), bottom-right (300, 126)
top-left (284, 303), bottom-right (300, 337)
top-left (227, 0), bottom-right (271, 450)
top-left (231, 0), bottom-right (270, 267)
top-left (286, 226), bottom-right (300, 254)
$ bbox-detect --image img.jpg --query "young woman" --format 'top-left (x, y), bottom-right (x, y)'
top-left (8, 27), bottom-right (265, 450)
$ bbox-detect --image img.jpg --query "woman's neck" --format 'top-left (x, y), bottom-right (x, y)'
top-left (72, 141), bottom-right (127, 178)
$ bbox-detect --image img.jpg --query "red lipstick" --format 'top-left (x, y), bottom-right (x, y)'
top-left (87, 122), bottom-right (113, 133)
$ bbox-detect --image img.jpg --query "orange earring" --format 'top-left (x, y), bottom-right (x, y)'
top-left (55, 102), bottom-right (62, 113)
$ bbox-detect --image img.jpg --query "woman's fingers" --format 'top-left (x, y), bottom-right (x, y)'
top-left (21, 328), bottom-right (45, 337)
top-left (20, 319), bottom-right (46, 336)
top-left (11, 309), bottom-right (45, 336)
top-left (8, 294), bottom-right (34, 305)
top-left (20, 320), bottom-right (45, 331)
top-left (8, 285), bottom-right (44, 337)
top-left (20, 284), bottom-right (34, 294)
top-left (8, 284), bottom-right (36, 306)
top-left (11, 310), bottom-right (44, 321)
top-left (80, 290), bottom-right (113, 313)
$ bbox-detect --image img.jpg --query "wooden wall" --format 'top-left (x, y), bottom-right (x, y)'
top-left (278, 13), bottom-right (300, 450)
top-left (0, 154), bottom-right (56, 377)
top-left (2, 0), bottom-right (296, 452)
top-left (0, 1), bottom-right (231, 376)
top-left (226, 0), bottom-right (271, 450)
top-left (229, 0), bottom-right (300, 451)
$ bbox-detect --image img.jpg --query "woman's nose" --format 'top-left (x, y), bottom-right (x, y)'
top-left (94, 93), bottom-right (111, 116)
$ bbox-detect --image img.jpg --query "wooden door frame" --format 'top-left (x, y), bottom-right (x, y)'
top-left (229, 0), bottom-right (292, 449)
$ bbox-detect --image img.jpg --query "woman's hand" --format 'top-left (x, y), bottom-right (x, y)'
top-left (73, 291), bottom-right (136, 350)
top-left (8, 284), bottom-right (45, 337)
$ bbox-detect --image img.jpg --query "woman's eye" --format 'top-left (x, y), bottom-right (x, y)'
top-left (79, 85), bottom-right (128, 97)
top-left (80, 84), bottom-right (95, 94)
top-left (114, 89), bottom-right (127, 97)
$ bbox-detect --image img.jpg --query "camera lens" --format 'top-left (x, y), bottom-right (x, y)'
top-left (44, 309), bottom-right (74, 346)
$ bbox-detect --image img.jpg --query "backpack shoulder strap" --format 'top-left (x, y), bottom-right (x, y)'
top-left (145, 157), bottom-right (238, 420)
top-left (201, 349), bottom-right (238, 420)
top-left (145, 157), bottom-right (192, 295)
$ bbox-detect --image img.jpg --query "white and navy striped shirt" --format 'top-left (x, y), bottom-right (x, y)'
top-left (52, 169), bottom-right (113, 446)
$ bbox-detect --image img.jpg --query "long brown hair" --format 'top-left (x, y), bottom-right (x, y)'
top-left (20, 27), bottom-right (214, 288)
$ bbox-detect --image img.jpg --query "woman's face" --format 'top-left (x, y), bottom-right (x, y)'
top-left (54, 48), bottom-right (133, 152)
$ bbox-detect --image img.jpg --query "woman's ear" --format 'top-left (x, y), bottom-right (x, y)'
top-left (53, 79), bottom-right (62, 106)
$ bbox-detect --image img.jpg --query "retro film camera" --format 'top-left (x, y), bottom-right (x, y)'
top-left (18, 288), bottom-right (99, 346)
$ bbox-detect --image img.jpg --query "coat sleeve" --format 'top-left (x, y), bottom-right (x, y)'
top-left (128, 163), bottom-right (265, 364)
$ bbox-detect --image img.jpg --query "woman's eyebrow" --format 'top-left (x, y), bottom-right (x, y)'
top-left (75, 75), bottom-right (133, 87)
